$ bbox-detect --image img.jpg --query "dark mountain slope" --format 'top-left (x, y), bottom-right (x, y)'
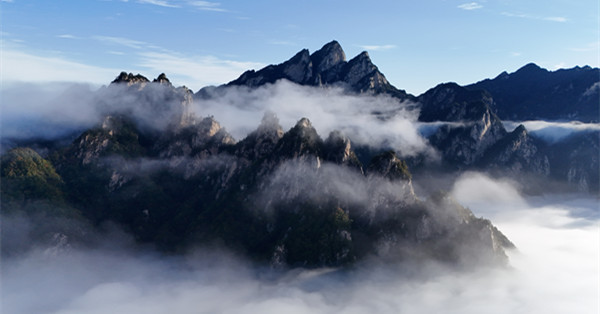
top-left (223, 40), bottom-right (414, 100)
top-left (467, 63), bottom-right (600, 122)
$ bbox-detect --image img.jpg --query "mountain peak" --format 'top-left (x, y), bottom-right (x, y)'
top-left (223, 40), bottom-right (411, 100)
top-left (515, 63), bottom-right (546, 75)
top-left (111, 72), bottom-right (150, 85)
top-left (367, 150), bottom-right (412, 181)
top-left (357, 51), bottom-right (370, 59)
top-left (153, 73), bottom-right (171, 85)
top-left (310, 40), bottom-right (346, 74)
top-left (295, 117), bottom-right (313, 129)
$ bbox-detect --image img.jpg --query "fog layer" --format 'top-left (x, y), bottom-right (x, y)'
top-left (3, 173), bottom-right (597, 314)
top-left (503, 120), bottom-right (600, 143)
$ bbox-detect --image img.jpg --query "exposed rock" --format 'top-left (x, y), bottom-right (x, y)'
top-left (310, 40), bottom-right (346, 74)
top-left (156, 116), bottom-right (235, 158)
top-left (367, 150), bottom-right (412, 181)
top-left (281, 49), bottom-right (313, 83)
top-left (236, 111), bottom-right (284, 160)
top-left (153, 73), bottom-right (172, 86)
top-left (323, 131), bottom-right (363, 172)
top-left (479, 124), bottom-right (550, 175)
top-left (224, 41), bottom-right (413, 100)
top-left (111, 72), bottom-right (150, 87)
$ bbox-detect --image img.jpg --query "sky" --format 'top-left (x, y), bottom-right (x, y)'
top-left (1, 0), bottom-right (598, 95)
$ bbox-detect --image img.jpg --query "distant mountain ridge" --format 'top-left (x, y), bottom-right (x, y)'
top-left (212, 41), bottom-right (597, 192)
top-left (221, 41), bottom-right (598, 123)
top-left (467, 63), bottom-right (599, 123)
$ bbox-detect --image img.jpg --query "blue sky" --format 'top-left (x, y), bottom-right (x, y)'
top-left (1, 0), bottom-right (598, 94)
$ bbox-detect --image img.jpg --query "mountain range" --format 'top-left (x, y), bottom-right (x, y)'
top-left (2, 40), bottom-right (597, 268)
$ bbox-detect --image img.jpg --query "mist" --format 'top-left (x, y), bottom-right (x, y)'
top-left (3, 172), bottom-right (597, 314)
top-left (1, 82), bottom-right (99, 141)
top-left (2, 77), bottom-right (597, 313)
top-left (1, 79), bottom-right (435, 159)
top-left (503, 120), bottom-right (600, 143)
top-left (195, 80), bottom-right (431, 157)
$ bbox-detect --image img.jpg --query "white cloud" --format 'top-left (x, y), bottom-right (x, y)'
top-left (358, 45), bottom-right (396, 51)
top-left (568, 41), bottom-right (599, 53)
top-left (501, 12), bottom-right (568, 23)
top-left (93, 35), bottom-right (149, 49)
top-left (1, 49), bottom-right (120, 85)
top-left (132, 0), bottom-right (226, 11)
top-left (458, 2), bottom-right (483, 10)
top-left (1, 34), bottom-right (264, 90)
top-left (195, 80), bottom-right (432, 156)
top-left (136, 0), bottom-right (179, 8)
top-left (57, 34), bottom-right (78, 39)
top-left (107, 50), bottom-right (126, 55)
top-left (502, 120), bottom-right (600, 143)
top-left (544, 16), bottom-right (567, 23)
top-left (187, 0), bottom-right (226, 12)
top-left (137, 51), bottom-right (264, 89)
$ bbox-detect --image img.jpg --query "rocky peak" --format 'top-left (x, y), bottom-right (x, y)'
top-left (494, 71), bottom-right (510, 80)
top-left (512, 124), bottom-right (527, 137)
top-left (274, 117), bottom-right (323, 159)
top-left (153, 73), bottom-right (172, 86)
top-left (515, 63), bottom-right (546, 76)
top-left (325, 131), bottom-right (352, 155)
top-left (367, 151), bottom-right (412, 181)
top-left (256, 111), bottom-right (285, 138)
top-left (111, 72), bottom-right (150, 86)
top-left (281, 49), bottom-right (312, 83)
top-left (224, 41), bottom-right (407, 97)
top-left (310, 40), bottom-right (346, 74)
top-left (197, 116), bottom-right (226, 138)
top-left (295, 117), bottom-right (313, 129)
top-left (343, 52), bottom-right (378, 86)
top-left (236, 112), bottom-right (284, 160)
top-left (478, 123), bottom-right (550, 176)
top-left (418, 83), bottom-right (495, 122)
top-left (101, 115), bottom-right (125, 133)
top-left (323, 131), bottom-right (363, 172)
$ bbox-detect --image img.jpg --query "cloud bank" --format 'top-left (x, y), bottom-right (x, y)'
top-left (503, 120), bottom-right (600, 143)
top-left (3, 172), bottom-right (597, 314)
top-left (197, 80), bottom-right (432, 157)
top-left (2, 79), bottom-right (432, 157)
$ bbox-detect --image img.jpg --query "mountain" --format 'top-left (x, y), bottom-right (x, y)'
top-left (411, 79), bottom-right (597, 193)
top-left (2, 72), bottom-right (514, 268)
top-left (196, 42), bottom-right (597, 193)
top-left (222, 40), bottom-right (413, 100)
top-left (416, 83), bottom-right (507, 166)
top-left (3, 41), bottom-right (597, 268)
top-left (467, 63), bottom-right (600, 122)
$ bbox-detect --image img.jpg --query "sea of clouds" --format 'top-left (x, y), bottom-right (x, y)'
top-left (2, 172), bottom-right (597, 314)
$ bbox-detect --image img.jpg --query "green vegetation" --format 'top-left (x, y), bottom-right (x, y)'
top-left (1, 147), bottom-right (65, 203)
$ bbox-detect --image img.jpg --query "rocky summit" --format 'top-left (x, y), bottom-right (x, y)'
top-left (225, 40), bottom-right (413, 100)
top-left (2, 41), bottom-right (597, 268)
